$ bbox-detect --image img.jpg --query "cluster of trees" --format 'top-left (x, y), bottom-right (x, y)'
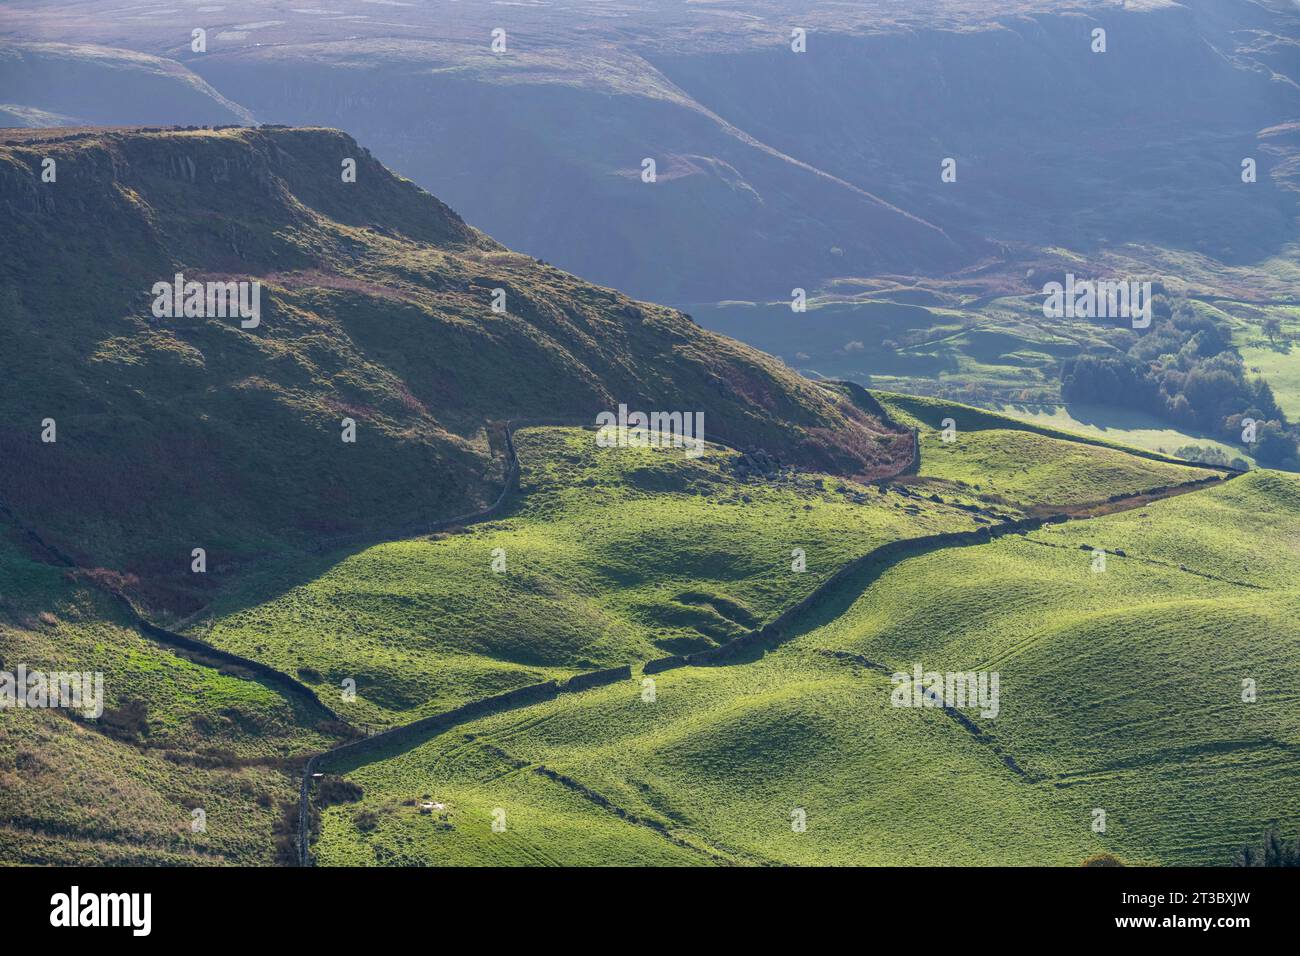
top-left (1060, 301), bottom-right (1299, 468)
top-left (1171, 445), bottom-right (1251, 471)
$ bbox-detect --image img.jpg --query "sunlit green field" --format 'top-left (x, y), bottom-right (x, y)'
top-left (313, 653), bottom-right (1102, 866)
top-left (872, 391), bottom-right (1219, 509)
top-left (994, 403), bottom-right (1253, 466)
top-left (784, 469), bottom-right (1300, 865)
top-left (1230, 303), bottom-right (1300, 420)
top-left (8, 402), bottom-right (1288, 867)
top-left (308, 432), bottom-right (1292, 867)
top-left (191, 428), bottom-right (984, 727)
top-left (7, 405), bottom-right (1230, 866)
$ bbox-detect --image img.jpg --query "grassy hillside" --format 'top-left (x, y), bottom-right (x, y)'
top-left (994, 403), bottom-right (1253, 468)
top-left (876, 389), bottom-right (1194, 454)
top-left (312, 469), bottom-right (1300, 866)
top-left (868, 389), bottom-right (1221, 510)
top-left (0, 521), bottom-right (339, 865)
top-left (785, 469), bottom-right (1300, 865)
top-left (190, 427), bottom-right (985, 728)
top-left (0, 125), bottom-right (910, 612)
top-left (2, 387), bottom-right (1283, 865)
top-left (196, 418), bottom-right (1218, 729)
top-left (313, 653), bottom-right (1101, 866)
top-left (1, 0), bottom-right (1296, 871)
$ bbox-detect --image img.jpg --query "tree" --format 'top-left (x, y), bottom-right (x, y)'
top-left (1263, 317), bottom-right (1282, 346)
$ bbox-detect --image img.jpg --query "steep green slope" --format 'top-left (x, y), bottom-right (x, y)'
top-left (0, 125), bottom-right (910, 611)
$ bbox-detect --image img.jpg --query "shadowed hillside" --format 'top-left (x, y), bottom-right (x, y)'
top-left (0, 43), bottom-right (252, 128)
